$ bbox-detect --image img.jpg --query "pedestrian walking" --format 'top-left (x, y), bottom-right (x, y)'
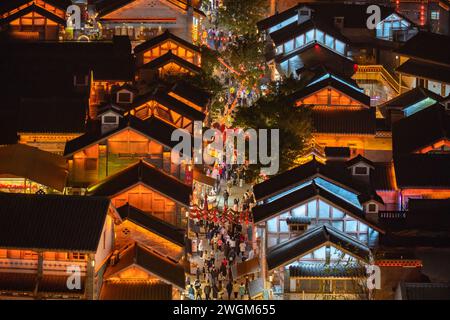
top-left (239, 282), bottom-right (246, 299)
top-left (204, 281), bottom-right (211, 300)
top-left (239, 241), bottom-right (246, 256)
top-left (226, 281), bottom-right (233, 300)
top-left (233, 281), bottom-right (239, 299)
top-left (223, 189), bottom-right (229, 207)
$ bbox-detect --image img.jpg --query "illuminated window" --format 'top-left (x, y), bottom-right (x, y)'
top-left (431, 11), bottom-right (439, 20)
top-left (295, 34), bottom-right (305, 48)
top-left (71, 253), bottom-right (86, 260)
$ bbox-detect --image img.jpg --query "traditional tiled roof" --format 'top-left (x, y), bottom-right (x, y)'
top-left (346, 154), bottom-right (374, 168)
top-left (380, 87), bottom-right (442, 115)
top-left (100, 281), bottom-right (172, 300)
top-left (311, 107), bottom-right (376, 135)
top-left (274, 38), bottom-right (351, 65)
top-left (170, 80), bottom-right (211, 109)
top-left (394, 154), bottom-right (450, 189)
top-left (398, 282), bottom-right (450, 300)
top-left (396, 31), bottom-right (450, 66)
top-left (391, 103), bottom-right (449, 190)
top-left (117, 204), bottom-right (185, 246)
top-left (140, 51), bottom-right (202, 74)
top-left (269, 18), bottom-right (348, 47)
top-left (392, 104), bottom-right (450, 155)
top-left (0, 193), bottom-right (110, 252)
top-left (325, 147), bottom-right (350, 159)
top-left (289, 263), bottom-right (366, 278)
top-left (380, 199), bottom-right (450, 247)
top-left (16, 97), bottom-right (88, 134)
top-left (134, 30), bottom-right (200, 54)
top-left (39, 274), bottom-right (86, 295)
top-left (396, 59), bottom-right (450, 84)
top-left (127, 89), bottom-right (205, 121)
top-left (253, 157), bottom-right (375, 202)
top-left (95, 0), bottom-right (135, 17)
top-left (290, 76), bottom-right (370, 107)
top-left (0, 272), bottom-right (35, 293)
top-left (266, 224), bottom-right (371, 270)
top-left (152, 89), bottom-right (206, 121)
top-left (64, 115), bottom-right (186, 157)
top-left (257, 3), bottom-right (401, 32)
top-left (96, 0), bottom-right (202, 18)
top-left (87, 161), bottom-right (192, 207)
top-left (370, 162), bottom-right (396, 191)
top-left (252, 181), bottom-right (382, 232)
top-left (0, 3), bottom-right (66, 25)
top-left (103, 243), bottom-right (186, 289)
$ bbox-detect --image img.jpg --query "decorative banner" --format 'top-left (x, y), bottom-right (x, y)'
top-left (189, 205), bottom-right (252, 224)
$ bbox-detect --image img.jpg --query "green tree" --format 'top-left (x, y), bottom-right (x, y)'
top-left (222, 33), bottom-right (266, 89)
top-left (217, 0), bottom-right (267, 35)
top-left (233, 79), bottom-right (314, 182)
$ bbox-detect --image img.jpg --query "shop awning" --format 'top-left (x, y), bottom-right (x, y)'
top-left (0, 144), bottom-right (68, 192)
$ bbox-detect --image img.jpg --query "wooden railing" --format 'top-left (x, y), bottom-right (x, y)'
top-left (379, 211), bottom-right (407, 219)
top-left (354, 65), bottom-right (400, 94)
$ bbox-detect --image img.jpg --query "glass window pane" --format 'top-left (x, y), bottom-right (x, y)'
top-left (325, 34), bottom-right (334, 48)
top-left (332, 221), bottom-right (344, 231)
top-left (312, 246), bottom-right (326, 260)
top-left (284, 39), bottom-right (294, 52)
top-left (315, 29), bottom-right (324, 43)
top-left (345, 220), bottom-right (357, 233)
top-left (276, 45), bottom-right (283, 54)
top-left (268, 235), bottom-right (278, 248)
top-left (280, 212), bottom-right (290, 219)
top-left (307, 200), bottom-right (317, 218)
top-left (332, 208), bottom-right (345, 219)
top-left (292, 205), bottom-right (306, 217)
top-left (280, 220), bottom-right (289, 233)
top-left (267, 217), bottom-right (278, 233)
top-left (335, 40), bottom-right (345, 54)
top-left (306, 30), bottom-right (314, 43)
top-left (318, 200), bottom-right (330, 219)
top-left (295, 34), bottom-right (305, 48)
top-left (359, 222), bottom-right (368, 233)
top-left (359, 234), bottom-right (368, 243)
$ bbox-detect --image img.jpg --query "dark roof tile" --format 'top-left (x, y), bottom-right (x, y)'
top-left (117, 204), bottom-right (185, 246)
top-left (266, 224), bottom-right (370, 270)
top-left (87, 160), bottom-right (191, 206)
top-left (0, 193), bottom-right (110, 252)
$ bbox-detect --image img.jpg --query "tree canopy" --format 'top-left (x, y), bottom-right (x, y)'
top-left (217, 0), bottom-right (267, 35)
top-left (233, 78), bottom-right (314, 182)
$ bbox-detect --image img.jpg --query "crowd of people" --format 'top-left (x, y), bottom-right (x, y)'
top-left (187, 163), bottom-right (258, 300)
top-left (187, 218), bottom-right (257, 300)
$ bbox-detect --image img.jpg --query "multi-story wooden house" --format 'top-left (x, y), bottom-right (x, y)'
top-left (0, 193), bottom-right (117, 300)
top-left (0, 0), bottom-right (70, 40)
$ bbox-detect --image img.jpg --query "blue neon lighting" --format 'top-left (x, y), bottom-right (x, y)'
top-left (266, 177), bottom-right (362, 210)
top-left (268, 15), bottom-right (298, 34)
top-left (314, 177), bottom-right (362, 209)
top-left (307, 73), bottom-right (364, 93)
top-left (267, 180), bottom-right (313, 203)
top-left (404, 97), bottom-right (437, 117)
